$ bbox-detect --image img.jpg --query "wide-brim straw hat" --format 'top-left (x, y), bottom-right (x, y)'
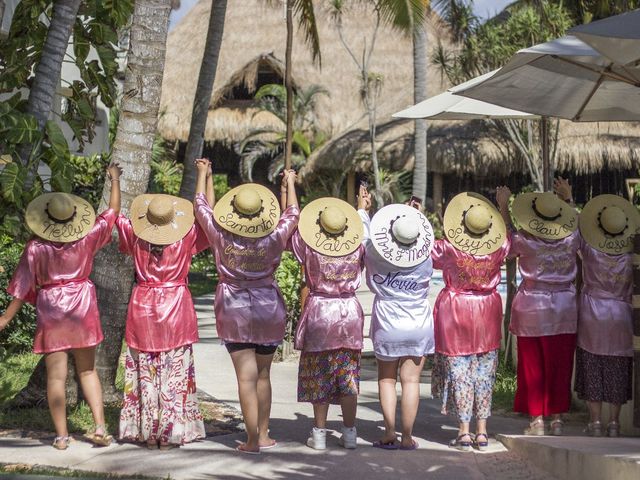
top-left (299, 197), bottom-right (364, 257)
top-left (443, 192), bottom-right (507, 255)
top-left (579, 194), bottom-right (640, 254)
top-left (130, 194), bottom-right (195, 245)
top-left (370, 203), bottom-right (434, 267)
top-left (26, 192), bottom-right (96, 243)
top-left (512, 192), bottom-right (578, 240)
top-left (213, 184), bottom-right (281, 238)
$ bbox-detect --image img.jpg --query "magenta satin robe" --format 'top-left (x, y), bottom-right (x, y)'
top-left (194, 193), bottom-right (299, 344)
top-left (431, 238), bottom-right (510, 356)
top-left (290, 231), bottom-right (365, 352)
top-left (7, 209), bottom-right (117, 353)
top-left (116, 216), bottom-right (209, 352)
top-left (509, 230), bottom-right (580, 337)
top-left (578, 240), bottom-right (633, 357)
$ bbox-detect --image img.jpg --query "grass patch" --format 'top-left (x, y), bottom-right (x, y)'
top-left (0, 352), bottom-right (39, 404)
top-left (492, 353), bottom-right (517, 412)
top-left (0, 463), bottom-right (160, 478)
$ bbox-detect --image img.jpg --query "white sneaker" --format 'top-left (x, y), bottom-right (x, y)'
top-left (340, 426), bottom-right (357, 449)
top-left (306, 427), bottom-right (326, 450)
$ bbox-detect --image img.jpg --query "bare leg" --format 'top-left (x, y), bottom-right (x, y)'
top-left (313, 403), bottom-right (330, 429)
top-left (45, 352), bottom-right (69, 439)
top-left (607, 403), bottom-right (621, 424)
top-left (476, 418), bottom-right (487, 435)
top-left (587, 401), bottom-right (602, 424)
top-left (256, 352), bottom-right (275, 447)
top-left (377, 358), bottom-right (399, 444)
top-left (72, 347), bottom-right (106, 429)
top-left (339, 394), bottom-right (357, 428)
top-left (398, 356), bottom-right (425, 447)
top-left (229, 349), bottom-right (260, 452)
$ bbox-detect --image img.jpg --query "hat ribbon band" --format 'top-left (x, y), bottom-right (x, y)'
top-left (45, 205), bottom-right (77, 224)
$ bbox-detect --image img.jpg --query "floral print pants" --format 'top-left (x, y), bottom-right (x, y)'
top-left (432, 349), bottom-right (499, 423)
top-left (119, 344), bottom-right (205, 445)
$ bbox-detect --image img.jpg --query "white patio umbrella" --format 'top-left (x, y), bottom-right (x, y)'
top-left (453, 35), bottom-right (640, 122)
top-left (569, 9), bottom-right (640, 66)
top-left (393, 70), bottom-right (538, 120)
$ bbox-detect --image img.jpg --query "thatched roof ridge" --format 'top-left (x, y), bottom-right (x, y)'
top-left (159, 0), bottom-right (452, 143)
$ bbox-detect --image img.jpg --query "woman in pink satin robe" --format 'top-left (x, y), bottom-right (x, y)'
top-left (116, 200), bottom-right (209, 449)
top-left (194, 160), bottom-right (299, 454)
top-left (431, 190), bottom-right (510, 452)
top-left (0, 164), bottom-right (122, 450)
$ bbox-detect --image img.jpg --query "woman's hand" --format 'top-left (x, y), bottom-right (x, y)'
top-left (357, 185), bottom-right (371, 212)
top-left (286, 169), bottom-right (297, 187)
top-left (195, 158), bottom-right (210, 175)
top-left (107, 162), bottom-right (122, 181)
top-left (553, 177), bottom-right (572, 202)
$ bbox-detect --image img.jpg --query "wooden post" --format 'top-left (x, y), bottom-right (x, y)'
top-left (633, 234), bottom-right (640, 427)
top-left (541, 117), bottom-right (552, 191)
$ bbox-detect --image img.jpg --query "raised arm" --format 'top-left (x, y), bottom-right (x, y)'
top-left (286, 169), bottom-right (299, 209)
top-left (205, 161), bottom-right (215, 207)
top-left (0, 298), bottom-right (25, 332)
top-left (553, 177), bottom-right (573, 206)
top-left (496, 186), bottom-right (512, 229)
top-left (107, 162), bottom-right (122, 214)
top-left (280, 169), bottom-right (288, 211)
top-left (195, 158), bottom-right (211, 203)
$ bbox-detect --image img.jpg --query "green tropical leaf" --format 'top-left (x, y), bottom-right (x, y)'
top-left (1, 113), bottom-right (41, 145)
top-left (292, 131), bottom-right (311, 157)
top-left (0, 162), bottom-right (27, 205)
top-left (44, 151), bottom-right (75, 193)
top-left (45, 121), bottom-right (70, 157)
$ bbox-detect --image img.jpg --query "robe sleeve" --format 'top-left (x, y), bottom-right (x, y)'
top-left (274, 205), bottom-right (300, 248)
top-left (115, 215), bottom-right (135, 255)
top-left (86, 208), bottom-right (117, 252)
top-left (7, 242), bottom-right (37, 304)
top-left (290, 230), bottom-right (307, 264)
top-left (192, 223), bottom-right (211, 255)
top-left (431, 238), bottom-right (448, 270)
top-left (507, 230), bottom-right (522, 259)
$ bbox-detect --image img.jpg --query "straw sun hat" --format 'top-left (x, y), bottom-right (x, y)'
top-left (579, 194), bottom-right (640, 254)
top-left (299, 197), bottom-right (364, 256)
top-left (512, 192), bottom-right (578, 240)
top-left (213, 184), bottom-right (281, 238)
top-left (130, 194), bottom-right (195, 245)
top-left (26, 193), bottom-right (96, 243)
top-left (443, 192), bottom-right (507, 255)
top-left (370, 204), bottom-right (434, 267)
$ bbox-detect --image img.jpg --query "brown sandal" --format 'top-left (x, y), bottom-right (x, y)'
top-left (53, 436), bottom-right (71, 450)
top-left (84, 425), bottom-right (113, 447)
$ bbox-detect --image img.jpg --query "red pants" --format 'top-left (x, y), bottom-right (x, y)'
top-left (514, 334), bottom-right (576, 416)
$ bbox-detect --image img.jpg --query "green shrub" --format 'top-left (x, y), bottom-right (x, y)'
top-left (275, 251), bottom-right (302, 343)
top-left (69, 153), bottom-right (110, 210)
top-left (0, 235), bottom-right (36, 354)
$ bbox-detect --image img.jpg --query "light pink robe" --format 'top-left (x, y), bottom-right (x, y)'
top-left (291, 231), bottom-right (365, 352)
top-left (194, 193), bottom-right (299, 344)
top-left (578, 240), bottom-right (633, 357)
top-left (7, 209), bottom-right (117, 353)
top-left (431, 238), bottom-right (510, 356)
top-left (509, 230), bottom-right (580, 337)
top-left (116, 216), bottom-right (209, 352)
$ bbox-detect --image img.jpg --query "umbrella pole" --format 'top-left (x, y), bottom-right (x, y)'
top-left (541, 117), bottom-right (552, 191)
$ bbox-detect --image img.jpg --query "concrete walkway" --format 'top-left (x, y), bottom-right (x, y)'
top-left (1, 288), bottom-right (639, 480)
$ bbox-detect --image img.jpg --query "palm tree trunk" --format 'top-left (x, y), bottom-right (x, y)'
top-left (411, 16), bottom-right (428, 202)
top-left (90, 0), bottom-right (173, 403)
top-left (284, 0), bottom-right (294, 171)
top-left (178, 0), bottom-right (228, 200)
top-left (19, 0), bottom-right (81, 175)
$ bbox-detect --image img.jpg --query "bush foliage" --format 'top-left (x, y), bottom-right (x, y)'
top-left (275, 251), bottom-right (302, 343)
top-left (0, 235), bottom-right (36, 354)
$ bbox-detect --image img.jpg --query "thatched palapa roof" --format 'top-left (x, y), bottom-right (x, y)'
top-left (159, 0), bottom-right (452, 144)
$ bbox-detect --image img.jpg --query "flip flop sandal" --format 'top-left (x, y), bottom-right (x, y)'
top-left (84, 425), bottom-right (113, 447)
top-left (372, 440), bottom-right (399, 450)
top-left (474, 433), bottom-right (489, 451)
top-left (236, 444), bottom-right (261, 455)
top-left (259, 440), bottom-right (278, 450)
top-left (53, 436), bottom-right (71, 450)
top-left (399, 440), bottom-right (419, 451)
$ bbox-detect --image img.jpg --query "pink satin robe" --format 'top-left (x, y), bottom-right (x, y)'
top-left (509, 230), bottom-right (580, 337)
top-left (194, 193), bottom-right (299, 344)
top-left (431, 238), bottom-right (510, 356)
top-left (291, 231), bottom-right (365, 352)
top-left (116, 216), bottom-right (208, 352)
top-left (7, 209), bottom-right (117, 353)
top-left (578, 240), bottom-right (633, 357)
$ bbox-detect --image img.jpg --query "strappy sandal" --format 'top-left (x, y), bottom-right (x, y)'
top-left (474, 433), bottom-right (489, 451)
top-left (448, 433), bottom-right (472, 452)
top-left (53, 436), bottom-right (71, 450)
top-left (550, 419), bottom-right (564, 436)
top-left (584, 421), bottom-right (602, 437)
top-left (373, 439), bottom-right (399, 450)
top-left (524, 419), bottom-right (545, 436)
top-left (84, 424), bottom-right (113, 447)
top-left (606, 421), bottom-right (620, 438)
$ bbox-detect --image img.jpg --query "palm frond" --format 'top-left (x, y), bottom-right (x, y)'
top-left (293, 0), bottom-right (322, 66)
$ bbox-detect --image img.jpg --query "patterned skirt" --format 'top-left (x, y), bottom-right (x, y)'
top-left (574, 347), bottom-right (633, 405)
top-left (298, 349), bottom-right (361, 405)
top-left (431, 350), bottom-right (499, 423)
top-left (119, 344), bottom-right (205, 445)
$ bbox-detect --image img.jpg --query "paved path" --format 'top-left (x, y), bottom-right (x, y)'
top-left (1, 287), bottom-right (636, 480)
